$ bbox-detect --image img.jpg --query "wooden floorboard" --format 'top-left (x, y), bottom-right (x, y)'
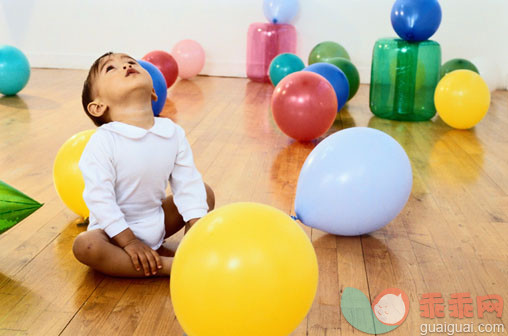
top-left (0, 69), bottom-right (506, 335)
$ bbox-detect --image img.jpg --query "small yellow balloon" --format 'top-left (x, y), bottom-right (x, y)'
top-left (434, 70), bottom-right (491, 129)
top-left (171, 202), bottom-right (318, 336)
top-left (53, 129), bottom-right (95, 218)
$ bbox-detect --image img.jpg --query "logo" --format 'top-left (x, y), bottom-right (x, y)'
top-left (341, 287), bottom-right (409, 334)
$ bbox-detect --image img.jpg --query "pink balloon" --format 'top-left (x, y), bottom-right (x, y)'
top-left (171, 39), bottom-right (205, 79)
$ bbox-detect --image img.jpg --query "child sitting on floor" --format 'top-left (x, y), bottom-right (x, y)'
top-left (72, 52), bottom-right (214, 277)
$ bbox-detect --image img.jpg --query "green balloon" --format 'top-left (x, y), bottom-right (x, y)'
top-left (440, 58), bottom-right (479, 79)
top-left (323, 57), bottom-right (360, 101)
top-left (269, 53), bottom-right (305, 86)
top-left (308, 41), bottom-right (350, 65)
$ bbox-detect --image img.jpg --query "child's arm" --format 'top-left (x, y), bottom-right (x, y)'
top-left (169, 126), bottom-right (208, 225)
top-left (79, 132), bottom-right (130, 237)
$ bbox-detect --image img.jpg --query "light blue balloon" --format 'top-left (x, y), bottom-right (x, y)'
top-left (0, 45), bottom-right (30, 96)
top-left (294, 127), bottom-right (412, 236)
top-left (263, 0), bottom-right (299, 24)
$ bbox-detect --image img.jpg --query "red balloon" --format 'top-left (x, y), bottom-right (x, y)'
top-left (142, 50), bottom-right (179, 88)
top-left (271, 71), bottom-right (337, 141)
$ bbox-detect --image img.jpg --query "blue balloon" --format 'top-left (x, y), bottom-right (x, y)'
top-left (263, 0), bottom-right (299, 24)
top-left (294, 127), bottom-right (412, 236)
top-left (391, 0), bottom-right (442, 42)
top-left (138, 59), bottom-right (167, 116)
top-left (0, 45), bottom-right (30, 96)
top-left (304, 62), bottom-right (349, 111)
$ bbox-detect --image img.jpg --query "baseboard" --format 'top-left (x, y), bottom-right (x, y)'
top-left (27, 52), bottom-right (249, 78)
top-left (32, 53), bottom-right (508, 89)
top-left (27, 51), bottom-right (376, 84)
top-left (27, 52), bottom-right (98, 70)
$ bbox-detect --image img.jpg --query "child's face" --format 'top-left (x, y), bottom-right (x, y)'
top-left (92, 53), bottom-right (154, 108)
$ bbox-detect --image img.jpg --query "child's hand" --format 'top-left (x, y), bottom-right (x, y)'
top-left (123, 239), bottom-right (162, 276)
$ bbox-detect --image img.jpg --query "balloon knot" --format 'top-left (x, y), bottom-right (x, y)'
top-left (291, 215), bottom-right (299, 221)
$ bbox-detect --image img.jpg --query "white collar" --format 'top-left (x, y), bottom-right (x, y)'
top-left (100, 117), bottom-right (176, 139)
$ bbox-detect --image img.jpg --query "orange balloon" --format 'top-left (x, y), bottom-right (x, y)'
top-left (271, 71), bottom-right (337, 141)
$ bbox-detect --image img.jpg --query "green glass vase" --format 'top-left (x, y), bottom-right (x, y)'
top-left (370, 38), bottom-right (441, 121)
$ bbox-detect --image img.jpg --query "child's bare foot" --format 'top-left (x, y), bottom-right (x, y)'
top-left (157, 240), bottom-right (179, 257)
top-left (157, 256), bottom-right (173, 276)
top-left (157, 245), bottom-right (175, 257)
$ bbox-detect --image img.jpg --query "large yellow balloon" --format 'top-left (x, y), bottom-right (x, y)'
top-left (434, 70), bottom-right (490, 129)
top-left (53, 130), bottom-right (95, 218)
top-left (171, 202), bottom-right (318, 336)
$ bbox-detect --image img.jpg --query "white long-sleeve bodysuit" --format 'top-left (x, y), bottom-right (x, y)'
top-left (79, 117), bottom-right (208, 250)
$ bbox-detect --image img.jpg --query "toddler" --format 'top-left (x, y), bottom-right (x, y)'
top-left (72, 52), bottom-right (214, 277)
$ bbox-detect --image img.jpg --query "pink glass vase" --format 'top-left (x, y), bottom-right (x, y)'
top-left (247, 23), bottom-right (297, 82)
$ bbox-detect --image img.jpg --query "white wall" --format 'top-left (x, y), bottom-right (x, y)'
top-left (1, 0), bottom-right (507, 89)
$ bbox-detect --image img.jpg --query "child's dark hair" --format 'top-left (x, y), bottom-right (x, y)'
top-left (82, 52), bottom-right (113, 126)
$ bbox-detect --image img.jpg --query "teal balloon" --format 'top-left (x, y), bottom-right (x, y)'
top-left (440, 58), bottom-right (479, 79)
top-left (0, 45), bottom-right (31, 96)
top-left (269, 53), bottom-right (305, 86)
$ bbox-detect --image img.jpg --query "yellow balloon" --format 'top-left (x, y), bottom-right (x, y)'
top-left (434, 70), bottom-right (491, 129)
top-left (53, 130), bottom-right (95, 218)
top-left (171, 202), bottom-right (318, 336)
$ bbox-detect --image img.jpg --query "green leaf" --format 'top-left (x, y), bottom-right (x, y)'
top-left (0, 180), bottom-right (43, 234)
top-left (340, 287), bottom-right (398, 334)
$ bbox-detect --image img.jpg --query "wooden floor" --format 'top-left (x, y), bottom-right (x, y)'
top-left (0, 69), bottom-right (507, 335)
